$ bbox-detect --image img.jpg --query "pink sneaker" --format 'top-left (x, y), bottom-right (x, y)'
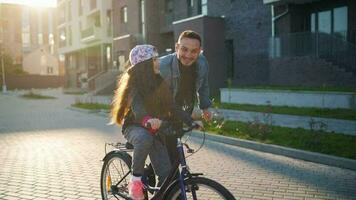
top-left (128, 180), bottom-right (144, 200)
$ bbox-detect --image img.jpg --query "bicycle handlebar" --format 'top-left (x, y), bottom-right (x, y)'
top-left (145, 121), bottom-right (201, 135)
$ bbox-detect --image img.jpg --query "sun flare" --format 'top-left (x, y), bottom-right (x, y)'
top-left (0, 0), bottom-right (56, 7)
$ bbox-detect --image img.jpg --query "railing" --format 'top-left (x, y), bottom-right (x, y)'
top-left (269, 31), bottom-right (356, 74)
top-left (81, 27), bottom-right (94, 39)
top-left (81, 26), bottom-right (101, 41)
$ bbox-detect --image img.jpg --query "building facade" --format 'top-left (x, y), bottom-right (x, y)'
top-left (22, 7), bottom-right (60, 75)
top-left (0, 4), bottom-right (23, 66)
top-left (111, 0), bottom-right (272, 94)
top-left (264, 0), bottom-right (356, 87)
top-left (0, 4), bottom-right (60, 76)
top-left (100, 0), bottom-right (356, 94)
top-left (57, 0), bottom-right (113, 91)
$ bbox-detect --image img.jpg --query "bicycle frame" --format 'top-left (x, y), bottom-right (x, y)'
top-left (105, 135), bottom-right (201, 200)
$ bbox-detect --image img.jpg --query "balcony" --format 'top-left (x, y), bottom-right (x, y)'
top-left (81, 26), bottom-right (101, 43)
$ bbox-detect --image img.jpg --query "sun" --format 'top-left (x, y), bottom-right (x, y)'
top-left (0, 0), bottom-right (57, 7)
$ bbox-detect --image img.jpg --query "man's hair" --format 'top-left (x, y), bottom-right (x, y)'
top-left (178, 30), bottom-right (202, 46)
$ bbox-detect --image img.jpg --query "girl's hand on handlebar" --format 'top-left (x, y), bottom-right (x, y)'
top-left (146, 118), bottom-right (162, 130)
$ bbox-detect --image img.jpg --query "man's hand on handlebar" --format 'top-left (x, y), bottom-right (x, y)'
top-left (191, 108), bottom-right (213, 122)
top-left (192, 120), bottom-right (204, 130)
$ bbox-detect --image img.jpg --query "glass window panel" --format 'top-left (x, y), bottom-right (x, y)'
top-left (318, 10), bottom-right (331, 34)
top-left (333, 6), bottom-right (347, 40)
top-left (310, 13), bottom-right (315, 32)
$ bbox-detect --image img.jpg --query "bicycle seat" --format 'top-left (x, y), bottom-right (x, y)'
top-left (125, 142), bottom-right (134, 149)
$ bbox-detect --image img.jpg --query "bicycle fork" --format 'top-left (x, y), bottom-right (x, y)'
top-left (177, 138), bottom-right (189, 200)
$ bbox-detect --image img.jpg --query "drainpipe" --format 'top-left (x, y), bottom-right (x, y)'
top-left (271, 4), bottom-right (289, 57)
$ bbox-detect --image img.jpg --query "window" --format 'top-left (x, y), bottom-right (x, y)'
top-left (68, 26), bottom-right (72, 46)
top-left (164, 0), bottom-right (174, 24)
top-left (22, 33), bottom-right (30, 48)
top-left (68, 1), bottom-right (72, 21)
top-left (333, 6), bottom-right (347, 40)
top-left (59, 28), bottom-right (66, 47)
top-left (22, 7), bottom-right (31, 48)
top-left (49, 34), bottom-right (54, 54)
top-left (121, 6), bottom-right (128, 23)
top-left (38, 33), bottom-right (43, 45)
top-left (201, 0), bottom-right (207, 15)
top-left (188, 0), bottom-right (194, 7)
top-left (311, 13), bottom-right (315, 32)
top-left (225, 40), bottom-right (234, 79)
top-left (47, 66), bottom-right (53, 74)
top-left (318, 10), bottom-right (331, 34)
top-left (106, 46), bottom-right (111, 63)
top-left (59, 5), bottom-right (66, 24)
top-left (310, 6), bottom-right (348, 40)
top-left (37, 12), bottom-right (43, 44)
top-left (107, 10), bottom-right (112, 36)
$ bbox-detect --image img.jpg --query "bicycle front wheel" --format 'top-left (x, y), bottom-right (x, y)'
top-left (100, 151), bottom-right (132, 200)
top-left (165, 177), bottom-right (236, 200)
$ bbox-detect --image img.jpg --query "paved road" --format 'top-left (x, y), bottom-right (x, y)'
top-left (0, 89), bottom-right (356, 200)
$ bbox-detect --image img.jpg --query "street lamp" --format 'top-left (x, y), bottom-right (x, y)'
top-left (0, 5), bottom-right (6, 93)
top-left (1, 49), bottom-right (5, 93)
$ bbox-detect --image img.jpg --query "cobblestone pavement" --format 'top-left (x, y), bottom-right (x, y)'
top-left (1, 89), bottom-right (356, 200)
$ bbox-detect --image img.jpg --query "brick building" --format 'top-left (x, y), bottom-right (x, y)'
top-left (102, 0), bottom-right (356, 94)
top-left (111, 0), bottom-right (272, 94)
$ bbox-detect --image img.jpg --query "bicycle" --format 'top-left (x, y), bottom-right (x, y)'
top-left (100, 122), bottom-right (236, 200)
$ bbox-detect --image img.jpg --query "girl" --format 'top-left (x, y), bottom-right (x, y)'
top-left (110, 45), bottom-right (195, 200)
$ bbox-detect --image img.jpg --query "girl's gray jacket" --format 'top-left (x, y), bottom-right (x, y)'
top-left (159, 53), bottom-right (212, 110)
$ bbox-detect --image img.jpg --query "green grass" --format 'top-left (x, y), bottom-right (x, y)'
top-left (213, 102), bottom-right (356, 121)
top-left (63, 91), bottom-right (87, 95)
top-left (21, 92), bottom-right (56, 99)
top-left (72, 102), bottom-right (110, 110)
top-left (71, 102), bottom-right (356, 160)
top-left (205, 120), bottom-right (356, 160)
top-left (232, 85), bottom-right (356, 93)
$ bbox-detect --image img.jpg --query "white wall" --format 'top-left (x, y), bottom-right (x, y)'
top-left (220, 88), bottom-right (356, 109)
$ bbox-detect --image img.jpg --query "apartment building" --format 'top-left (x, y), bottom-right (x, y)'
top-left (0, 4), bottom-right (22, 66)
top-left (110, 0), bottom-right (355, 94)
top-left (22, 6), bottom-right (60, 75)
top-left (111, 0), bottom-right (271, 94)
top-left (0, 3), bottom-right (60, 76)
top-left (57, 0), bottom-right (113, 91)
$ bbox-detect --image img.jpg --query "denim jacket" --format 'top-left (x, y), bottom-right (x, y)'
top-left (159, 53), bottom-right (212, 110)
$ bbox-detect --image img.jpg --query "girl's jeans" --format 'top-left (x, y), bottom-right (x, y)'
top-left (123, 125), bottom-right (171, 186)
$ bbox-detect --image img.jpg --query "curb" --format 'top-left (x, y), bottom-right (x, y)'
top-left (68, 106), bottom-right (109, 117)
top-left (68, 106), bottom-right (356, 171)
top-left (190, 131), bottom-right (356, 171)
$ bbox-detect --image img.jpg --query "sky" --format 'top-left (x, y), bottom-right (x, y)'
top-left (0, 0), bottom-right (57, 7)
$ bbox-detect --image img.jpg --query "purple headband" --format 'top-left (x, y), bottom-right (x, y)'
top-left (129, 45), bottom-right (158, 66)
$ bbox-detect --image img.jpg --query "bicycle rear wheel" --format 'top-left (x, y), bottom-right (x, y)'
top-left (165, 177), bottom-right (236, 200)
top-left (100, 151), bottom-right (132, 200)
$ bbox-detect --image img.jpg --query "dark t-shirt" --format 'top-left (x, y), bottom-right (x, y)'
top-left (175, 62), bottom-right (196, 114)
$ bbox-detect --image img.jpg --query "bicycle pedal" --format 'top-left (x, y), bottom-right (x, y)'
top-left (187, 149), bottom-right (194, 153)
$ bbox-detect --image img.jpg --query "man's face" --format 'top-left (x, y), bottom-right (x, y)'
top-left (175, 37), bottom-right (201, 67)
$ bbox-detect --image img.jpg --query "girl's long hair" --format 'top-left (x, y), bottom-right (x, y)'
top-left (110, 58), bottom-right (172, 125)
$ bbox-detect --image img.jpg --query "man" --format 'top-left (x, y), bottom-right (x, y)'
top-left (159, 30), bottom-right (212, 163)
